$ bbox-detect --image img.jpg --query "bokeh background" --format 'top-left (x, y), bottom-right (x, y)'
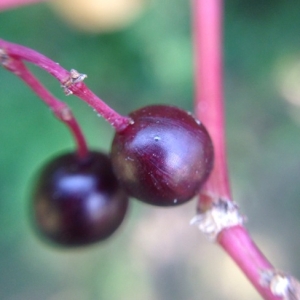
top-left (1, 0), bottom-right (300, 299)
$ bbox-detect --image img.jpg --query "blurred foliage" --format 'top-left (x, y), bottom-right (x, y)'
top-left (1, 1), bottom-right (300, 299)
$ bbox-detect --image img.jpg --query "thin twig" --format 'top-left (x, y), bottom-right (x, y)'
top-left (1, 51), bottom-right (88, 158)
top-left (0, 39), bottom-right (131, 132)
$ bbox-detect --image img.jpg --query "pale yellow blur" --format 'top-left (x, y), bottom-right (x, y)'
top-left (49, 0), bottom-right (149, 32)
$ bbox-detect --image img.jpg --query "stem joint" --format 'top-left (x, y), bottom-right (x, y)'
top-left (62, 69), bottom-right (87, 95)
top-left (190, 197), bottom-right (245, 240)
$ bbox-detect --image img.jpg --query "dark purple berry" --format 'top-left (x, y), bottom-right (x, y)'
top-left (110, 105), bottom-right (214, 206)
top-left (31, 151), bottom-right (128, 247)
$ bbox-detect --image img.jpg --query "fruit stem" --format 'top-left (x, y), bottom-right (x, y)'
top-left (193, 1), bottom-right (283, 299)
top-left (0, 39), bottom-right (131, 132)
top-left (1, 53), bottom-right (88, 158)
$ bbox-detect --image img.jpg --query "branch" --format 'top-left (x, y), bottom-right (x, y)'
top-left (193, 0), bottom-right (230, 199)
top-left (192, 0), bottom-right (299, 299)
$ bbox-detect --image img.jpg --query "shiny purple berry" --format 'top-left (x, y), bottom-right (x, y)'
top-left (111, 105), bottom-right (214, 206)
top-left (31, 151), bottom-right (128, 247)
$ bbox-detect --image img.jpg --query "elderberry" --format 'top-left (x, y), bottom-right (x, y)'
top-left (31, 151), bottom-right (128, 247)
top-left (111, 105), bottom-right (214, 206)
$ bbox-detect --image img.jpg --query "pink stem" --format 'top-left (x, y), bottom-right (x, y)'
top-left (2, 56), bottom-right (88, 158)
top-left (0, 39), bottom-right (131, 132)
top-left (193, 1), bottom-right (281, 299)
top-left (67, 82), bottom-right (131, 132)
top-left (0, 0), bottom-right (45, 11)
top-left (218, 227), bottom-right (281, 300)
top-left (193, 0), bottom-right (230, 199)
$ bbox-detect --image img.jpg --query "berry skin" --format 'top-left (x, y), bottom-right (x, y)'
top-left (110, 105), bottom-right (214, 206)
top-left (31, 151), bottom-right (128, 247)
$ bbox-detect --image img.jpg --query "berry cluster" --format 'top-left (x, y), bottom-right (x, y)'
top-left (0, 40), bottom-right (214, 248)
top-left (31, 105), bottom-right (213, 247)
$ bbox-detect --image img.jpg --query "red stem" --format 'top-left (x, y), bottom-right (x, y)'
top-left (0, 39), bottom-right (131, 132)
top-left (2, 56), bottom-right (88, 158)
top-left (218, 226), bottom-right (280, 300)
top-left (193, 0), bottom-right (230, 199)
top-left (193, 1), bottom-right (281, 299)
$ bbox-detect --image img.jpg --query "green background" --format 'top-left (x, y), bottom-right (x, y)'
top-left (1, 1), bottom-right (300, 299)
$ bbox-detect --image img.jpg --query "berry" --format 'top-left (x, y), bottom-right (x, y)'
top-left (110, 105), bottom-right (214, 206)
top-left (31, 151), bottom-right (128, 247)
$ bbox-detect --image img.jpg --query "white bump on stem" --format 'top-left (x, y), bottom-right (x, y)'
top-left (58, 107), bottom-right (72, 121)
top-left (0, 49), bottom-right (8, 64)
top-left (190, 198), bottom-right (244, 240)
top-left (260, 269), bottom-right (300, 300)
